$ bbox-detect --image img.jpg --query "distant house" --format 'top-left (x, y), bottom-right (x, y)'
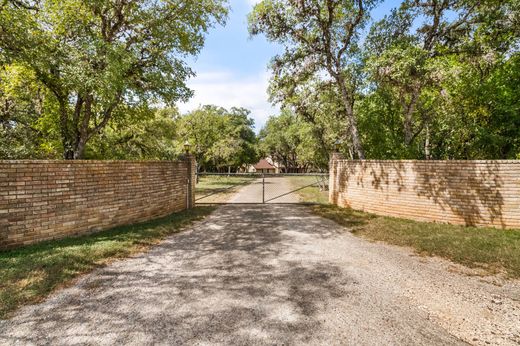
top-left (249, 159), bottom-right (277, 174)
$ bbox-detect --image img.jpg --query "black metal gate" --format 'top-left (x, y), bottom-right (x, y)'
top-left (195, 173), bottom-right (329, 205)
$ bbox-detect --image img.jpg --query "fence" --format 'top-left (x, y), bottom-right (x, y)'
top-left (0, 157), bottom-right (195, 249)
top-left (329, 159), bottom-right (520, 229)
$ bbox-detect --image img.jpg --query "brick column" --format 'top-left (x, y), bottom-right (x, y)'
top-left (184, 154), bottom-right (196, 209)
top-left (329, 151), bottom-right (344, 205)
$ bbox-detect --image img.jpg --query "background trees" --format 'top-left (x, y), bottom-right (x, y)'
top-left (1, 1), bottom-right (519, 164)
top-left (176, 106), bottom-right (258, 172)
top-left (258, 110), bottom-right (329, 172)
top-left (251, 0), bottom-right (520, 161)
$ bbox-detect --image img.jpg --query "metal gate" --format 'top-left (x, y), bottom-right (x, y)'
top-left (195, 173), bottom-right (329, 205)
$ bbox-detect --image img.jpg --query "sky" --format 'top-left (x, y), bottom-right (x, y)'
top-left (178, 0), bottom-right (398, 132)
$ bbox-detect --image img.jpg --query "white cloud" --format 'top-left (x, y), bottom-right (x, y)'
top-left (178, 70), bottom-right (279, 131)
top-left (246, 0), bottom-right (262, 6)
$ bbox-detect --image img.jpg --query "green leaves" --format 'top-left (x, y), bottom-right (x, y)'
top-left (176, 105), bottom-right (258, 171)
top-left (0, 0), bottom-right (228, 158)
top-left (252, 0), bottom-right (519, 162)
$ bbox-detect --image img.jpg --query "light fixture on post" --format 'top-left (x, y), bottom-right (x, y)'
top-left (183, 141), bottom-right (191, 154)
top-left (334, 139), bottom-right (342, 152)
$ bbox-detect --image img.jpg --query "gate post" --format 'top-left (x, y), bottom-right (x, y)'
top-left (184, 154), bottom-right (196, 209)
top-left (329, 150), bottom-right (344, 205)
top-left (262, 173), bottom-right (265, 204)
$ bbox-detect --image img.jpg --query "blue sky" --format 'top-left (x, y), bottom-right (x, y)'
top-left (178, 0), bottom-right (398, 131)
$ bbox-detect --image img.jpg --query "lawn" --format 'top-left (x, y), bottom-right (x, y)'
top-left (0, 206), bottom-right (214, 319)
top-left (291, 181), bottom-right (520, 279)
top-left (195, 175), bottom-right (256, 203)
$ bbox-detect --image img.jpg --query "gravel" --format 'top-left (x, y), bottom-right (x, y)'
top-left (1, 203), bottom-right (519, 345)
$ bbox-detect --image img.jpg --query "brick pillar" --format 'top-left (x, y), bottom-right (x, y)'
top-left (184, 154), bottom-right (196, 209)
top-left (329, 151), bottom-right (344, 205)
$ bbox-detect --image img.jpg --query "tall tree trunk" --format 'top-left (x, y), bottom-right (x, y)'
top-left (403, 88), bottom-right (420, 146)
top-left (337, 77), bottom-right (365, 159)
top-left (58, 99), bottom-right (74, 160)
top-left (73, 138), bottom-right (87, 160)
top-left (72, 94), bottom-right (92, 160)
top-left (424, 123), bottom-right (431, 160)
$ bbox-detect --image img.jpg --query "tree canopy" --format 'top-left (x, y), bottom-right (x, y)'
top-left (1, 0), bottom-right (519, 165)
top-left (0, 0), bottom-right (227, 159)
top-left (250, 0), bottom-right (520, 161)
top-left (177, 105), bottom-right (258, 172)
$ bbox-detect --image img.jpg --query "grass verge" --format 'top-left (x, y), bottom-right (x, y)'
top-left (0, 206), bottom-right (215, 319)
top-left (311, 204), bottom-right (520, 279)
top-left (286, 176), bottom-right (329, 204)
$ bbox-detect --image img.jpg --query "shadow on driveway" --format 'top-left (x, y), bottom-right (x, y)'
top-left (0, 204), bottom-right (465, 345)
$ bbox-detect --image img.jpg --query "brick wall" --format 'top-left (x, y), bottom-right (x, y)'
top-left (0, 158), bottom-right (195, 249)
top-left (329, 160), bottom-right (520, 229)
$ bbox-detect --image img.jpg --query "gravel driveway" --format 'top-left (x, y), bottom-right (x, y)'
top-left (1, 204), bottom-right (519, 345)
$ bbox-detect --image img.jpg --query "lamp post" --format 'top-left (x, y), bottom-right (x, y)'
top-left (184, 141), bottom-right (191, 154)
top-left (183, 141), bottom-right (193, 209)
top-left (334, 139), bottom-right (342, 152)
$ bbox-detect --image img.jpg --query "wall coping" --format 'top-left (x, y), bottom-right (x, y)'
top-left (0, 159), bottom-right (188, 164)
top-left (331, 159), bottom-right (520, 164)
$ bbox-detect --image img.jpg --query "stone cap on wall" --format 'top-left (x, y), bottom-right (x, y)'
top-left (331, 159), bottom-right (520, 164)
top-left (0, 159), bottom-right (188, 164)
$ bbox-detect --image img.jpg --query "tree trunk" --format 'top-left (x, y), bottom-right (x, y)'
top-left (58, 100), bottom-right (75, 160)
top-left (337, 77), bottom-right (365, 159)
top-left (73, 137), bottom-right (87, 160)
top-left (424, 123), bottom-right (431, 160)
top-left (403, 88), bottom-right (420, 146)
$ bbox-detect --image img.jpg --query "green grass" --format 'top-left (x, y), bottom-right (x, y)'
top-left (286, 176), bottom-right (329, 204)
top-left (290, 180), bottom-right (520, 279)
top-left (0, 206), bottom-right (214, 319)
top-left (196, 175), bottom-right (255, 203)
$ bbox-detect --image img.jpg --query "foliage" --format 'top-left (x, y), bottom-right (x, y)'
top-left (1, 1), bottom-right (519, 163)
top-left (252, 0), bottom-right (520, 161)
top-left (176, 105), bottom-right (259, 171)
top-left (360, 0), bottom-right (520, 159)
top-left (258, 110), bottom-right (328, 171)
top-left (249, 0), bottom-right (380, 159)
top-left (85, 107), bottom-right (179, 160)
top-left (0, 0), bottom-right (227, 159)
top-left (0, 63), bottom-right (60, 159)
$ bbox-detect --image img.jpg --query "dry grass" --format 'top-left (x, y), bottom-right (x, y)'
top-left (0, 207), bottom-right (214, 319)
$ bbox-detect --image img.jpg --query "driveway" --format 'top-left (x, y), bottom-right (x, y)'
top-left (1, 204), bottom-right (519, 345)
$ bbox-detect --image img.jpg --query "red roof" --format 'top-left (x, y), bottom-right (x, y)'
top-left (254, 159), bottom-right (275, 170)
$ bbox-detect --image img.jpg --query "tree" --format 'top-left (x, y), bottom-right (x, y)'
top-left (176, 105), bottom-right (258, 172)
top-left (365, 0), bottom-right (519, 158)
top-left (258, 110), bottom-right (324, 172)
top-left (85, 107), bottom-right (179, 160)
top-left (0, 63), bottom-right (60, 159)
top-left (249, 0), bottom-right (380, 159)
top-left (0, 0), bottom-right (227, 159)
